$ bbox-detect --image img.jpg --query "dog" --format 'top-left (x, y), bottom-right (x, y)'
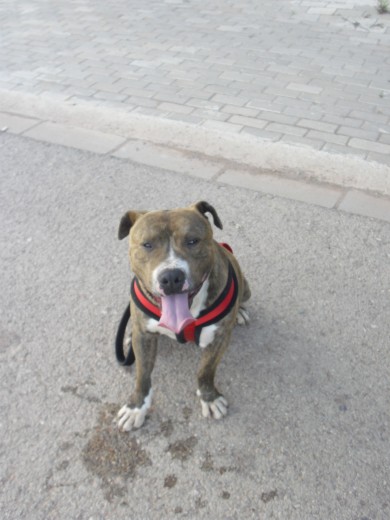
top-left (116, 201), bottom-right (251, 430)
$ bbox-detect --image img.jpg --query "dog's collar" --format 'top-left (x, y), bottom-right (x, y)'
top-left (131, 256), bottom-right (238, 346)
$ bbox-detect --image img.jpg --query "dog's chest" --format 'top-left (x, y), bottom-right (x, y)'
top-left (146, 319), bottom-right (218, 348)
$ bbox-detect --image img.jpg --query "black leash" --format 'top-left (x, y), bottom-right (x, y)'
top-left (115, 302), bottom-right (135, 366)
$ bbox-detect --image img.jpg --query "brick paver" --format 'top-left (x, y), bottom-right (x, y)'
top-left (1, 0), bottom-right (390, 165)
top-left (339, 189), bottom-right (390, 222)
top-left (218, 169), bottom-right (342, 208)
top-left (2, 111), bottom-right (390, 220)
top-left (25, 121), bottom-right (126, 154)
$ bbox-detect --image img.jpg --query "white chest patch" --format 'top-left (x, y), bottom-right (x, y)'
top-left (198, 323), bottom-right (218, 348)
top-left (147, 318), bottom-right (218, 348)
top-left (147, 318), bottom-right (177, 340)
top-left (191, 278), bottom-right (219, 347)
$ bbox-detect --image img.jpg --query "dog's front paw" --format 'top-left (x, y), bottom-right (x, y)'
top-left (197, 390), bottom-right (228, 420)
top-left (117, 405), bottom-right (147, 431)
top-left (236, 304), bottom-right (250, 326)
top-left (117, 391), bottom-right (153, 431)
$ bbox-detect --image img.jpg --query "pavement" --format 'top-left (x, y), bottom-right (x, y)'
top-left (1, 132), bottom-right (390, 520)
top-left (1, 1), bottom-right (390, 519)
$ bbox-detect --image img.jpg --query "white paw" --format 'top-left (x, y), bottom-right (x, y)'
top-left (236, 304), bottom-right (250, 326)
top-left (117, 390), bottom-right (152, 431)
top-left (197, 391), bottom-right (228, 420)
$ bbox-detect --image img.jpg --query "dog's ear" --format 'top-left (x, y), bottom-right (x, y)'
top-left (118, 211), bottom-right (146, 240)
top-left (193, 201), bottom-right (223, 230)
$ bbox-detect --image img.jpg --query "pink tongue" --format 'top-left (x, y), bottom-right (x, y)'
top-left (159, 293), bottom-right (195, 334)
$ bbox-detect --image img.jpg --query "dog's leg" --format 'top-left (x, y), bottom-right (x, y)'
top-left (196, 334), bottom-right (231, 420)
top-left (117, 329), bottom-right (157, 431)
top-left (236, 304), bottom-right (250, 325)
top-left (236, 276), bottom-right (251, 325)
top-left (242, 276), bottom-right (251, 303)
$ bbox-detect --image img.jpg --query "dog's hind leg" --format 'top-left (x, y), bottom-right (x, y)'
top-left (242, 276), bottom-right (251, 303)
top-left (236, 276), bottom-right (251, 325)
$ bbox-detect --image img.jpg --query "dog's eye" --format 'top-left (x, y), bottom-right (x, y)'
top-left (142, 242), bottom-right (153, 250)
top-left (186, 238), bottom-right (200, 247)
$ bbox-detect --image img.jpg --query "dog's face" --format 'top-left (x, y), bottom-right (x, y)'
top-left (118, 201), bottom-right (223, 333)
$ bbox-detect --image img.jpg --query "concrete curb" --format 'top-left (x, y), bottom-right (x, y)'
top-left (1, 89), bottom-right (390, 223)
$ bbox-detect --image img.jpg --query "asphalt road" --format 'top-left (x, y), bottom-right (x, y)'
top-left (1, 133), bottom-right (389, 520)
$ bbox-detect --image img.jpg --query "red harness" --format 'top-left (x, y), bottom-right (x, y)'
top-left (115, 243), bottom-right (237, 365)
top-left (131, 243), bottom-right (238, 345)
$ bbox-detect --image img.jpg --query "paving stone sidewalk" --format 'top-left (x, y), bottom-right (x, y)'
top-left (1, 0), bottom-right (390, 165)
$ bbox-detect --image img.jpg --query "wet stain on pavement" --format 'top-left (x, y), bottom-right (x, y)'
top-left (200, 451), bottom-right (214, 472)
top-left (160, 418), bottom-right (174, 437)
top-left (81, 404), bottom-right (151, 501)
top-left (56, 460), bottom-right (70, 471)
top-left (261, 489), bottom-right (278, 503)
top-left (167, 436), bottom-right (198, 461)
top-left (164, 474), bottom-right (178, 488)
top-left (200, 451), bottom-right (235, 475)
top-left (182, 406), bottom-right (192, 420)
top-left (61, 384), bottom-right (102, 404)
top-left (334, 394), bottom-right (350, 412)
top-left (0, 329), bottom-right (21, 352)
top-left (195, 496), bottom-right (207, 509)
top-left (59, 441), bottom-right (73, 451)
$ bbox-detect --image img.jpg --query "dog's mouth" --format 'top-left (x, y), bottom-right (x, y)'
top-left (146, 285), bottom-right (203, 335)
top-left (158, 292), bottom-right (195, 334)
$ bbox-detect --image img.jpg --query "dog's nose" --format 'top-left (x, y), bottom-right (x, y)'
top-left (158, 268), bottom-right (186, 295)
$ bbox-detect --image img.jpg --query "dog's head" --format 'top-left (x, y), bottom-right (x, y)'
top-left (118, 201), bottom-right (223, 333)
